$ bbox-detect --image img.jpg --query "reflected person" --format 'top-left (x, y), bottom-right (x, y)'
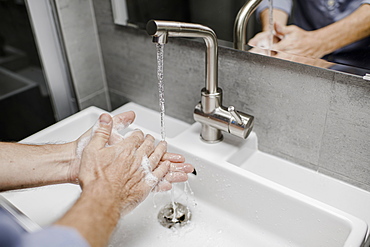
top-left (249, 0), bottom-right (370, 70)
top-left (0, 112), bottom-right (194, 247)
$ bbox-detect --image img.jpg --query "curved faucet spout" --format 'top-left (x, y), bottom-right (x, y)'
top-left (147, 20), bottom-right (218, 94)
top-left (233, 0), bottom-right (263, 51)
top-left (146, 20), bottom-right (254, 143)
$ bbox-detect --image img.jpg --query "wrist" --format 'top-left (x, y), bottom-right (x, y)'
top-left (261, 8), bottom-right (288, 31)
top-left (80, 179), bottom-right (123, 218)
top-left (65, 141), bottom-right (81, 184)
top-left (43, 142), bottom-right (80, 185)
top-left (56, 181), bottom-right (122, 247)
top-left (311, 29), bottom-right (336, 56)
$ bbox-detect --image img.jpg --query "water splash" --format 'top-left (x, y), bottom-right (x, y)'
top-left (156, 43), bottom-right (166, 141)
top-left (184, 181), bottom-right (197, 207)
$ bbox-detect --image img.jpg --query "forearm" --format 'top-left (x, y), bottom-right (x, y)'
top-left (0, 142), bottom-right (77, 191)
top-left (260, 8), bottom-right (289, 31)
top-left (56, 182), bottom-right (121, 247)
top-left (314, 4), bottom-right (370, 54)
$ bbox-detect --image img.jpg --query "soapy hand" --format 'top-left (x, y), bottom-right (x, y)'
top-left (78, 113), bottom-right (175, 214)
top-left (68, 111), bottom-right (193, 194)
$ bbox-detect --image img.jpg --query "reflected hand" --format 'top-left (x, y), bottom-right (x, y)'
top-left (248, 24), bottom-right (283, 50)
top-left (272, 23), bottom-right (327, 59)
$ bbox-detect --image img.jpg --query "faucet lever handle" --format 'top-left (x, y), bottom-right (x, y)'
top-left (228, 106), bottom-right (243, 125)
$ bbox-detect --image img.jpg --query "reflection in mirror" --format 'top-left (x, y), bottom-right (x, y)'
top-left (249, 0), bottom-right (370, 76)
top-left (0, 1), bottom-right (55, 141)
top-left (121, 0), bottom-right (248, 42)
top-left (112, 0), bottom-right (370, 77)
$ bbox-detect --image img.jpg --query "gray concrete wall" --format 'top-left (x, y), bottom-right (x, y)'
top-left (54, 0), bottom-right (110, 110)
top-left (91, 0), bottom-right (370, 192)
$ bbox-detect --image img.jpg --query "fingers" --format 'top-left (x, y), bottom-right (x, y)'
top-left (154, 180), bottom-right (172, 192)
top-left (109, 111), bottom-right (136, 145)
top-left (135, 135), bottom-right (156, 159)
top-left (152, 161), bottom-right (172, 192)
top-left (118, 129), bottom-right (145, 153)
top-left (165, 172), bottom-right (188, 183)
top-left (162, 163), bottom-right (193, 183)
top-left (87, 113), bottom-right (113, 149)
top-left (161, 152), bottom-right (185, 163)
top-left (152, 160), bottom-right (171, 179)
top-left (248, 32), bottom-right (269, 47)
top-left (274, 22), bottom-right (297, 35)
top-left (152, 162), bottom-right (193, 191)
top-left (112, 111), bottom-right (135, 130)
top-left (148, 141), bottom-right (167, 170)
top-left (170, 162), bottom-right (194, 173)
top-left (274, 22), bottom-right (285, 37)
top-left (150, 152), bottom-right (194, 192)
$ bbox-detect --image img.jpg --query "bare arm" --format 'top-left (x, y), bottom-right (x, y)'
top-left (0, 112), bottom-right (136, 191)
top-left (313, 4), bottom-right (370, 54)
top-left (0, 111), bottom-right (193, 192)
top-left (273, 4), bottom-right (370, 58)
top-left (56, 181), bottom-right (121, 247)
top-left (0, 142), bottom-right (77, 191)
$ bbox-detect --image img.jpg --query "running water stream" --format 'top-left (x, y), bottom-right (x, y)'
top-left (156, 43), bottom-right (173, 204)
top-left (156, 43), bottom-right (166, 141)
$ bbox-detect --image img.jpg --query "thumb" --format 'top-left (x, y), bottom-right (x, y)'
top-left (275, 23), bottom-right (300, 36)
top-left (274, 22), bottom-right (288, 38)
top-left (89, 113), bottom-right (113, 148)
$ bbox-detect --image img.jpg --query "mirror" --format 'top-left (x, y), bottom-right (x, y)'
top-left (0, 0), bottom-right (77, 141)
top-left (111, 0), bottom-right (370, 77)
top-left (0, 0), bottom-right (56, 141)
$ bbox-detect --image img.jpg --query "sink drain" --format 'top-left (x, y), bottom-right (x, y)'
top-left (157, 202), bottom-right (191, 228)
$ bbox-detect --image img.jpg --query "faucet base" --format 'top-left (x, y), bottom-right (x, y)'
top-left (194, 88), bottom-right (227, 143)
top-left (200, 124), bottom-right (223, 143)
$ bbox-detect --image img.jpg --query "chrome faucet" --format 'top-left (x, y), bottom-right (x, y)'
top-left (234, 0), bottom-right (263, 51)
top-left (147, 20), bottom-right (254, 143)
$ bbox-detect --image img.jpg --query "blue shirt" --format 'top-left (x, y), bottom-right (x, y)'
top-left (256, 0), bottom-right (370, 70)
top-left (0, 208), bottom-right (89, 247)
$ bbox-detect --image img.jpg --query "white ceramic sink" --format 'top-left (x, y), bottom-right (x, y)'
top-left (110, 145), bottom-right (366, 247)
top-left (1, 102), bottom-right (369, 247)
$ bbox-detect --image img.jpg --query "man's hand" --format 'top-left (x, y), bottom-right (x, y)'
top-left (272, 23), bottom-right (327, 59)
top-left (78, 113), bottom-right (173, 214)
top-left (67, 111), bottom-right (136, 183)
top-left (249, 22), bottom-right (326, 59)
top-left (68, 112), bottom-right (194, 189)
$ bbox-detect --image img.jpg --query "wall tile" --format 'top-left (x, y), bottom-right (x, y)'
top-left (56, 0), bottom-right (110, 109)
top-left (319, 73), bottom-right (370, 185)
top-left (79, 89), bottom-right (110, 110)
top-left (220, 49), bottom-right (333, 167)
top-left (109, 89), bottom-right (129, 110)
